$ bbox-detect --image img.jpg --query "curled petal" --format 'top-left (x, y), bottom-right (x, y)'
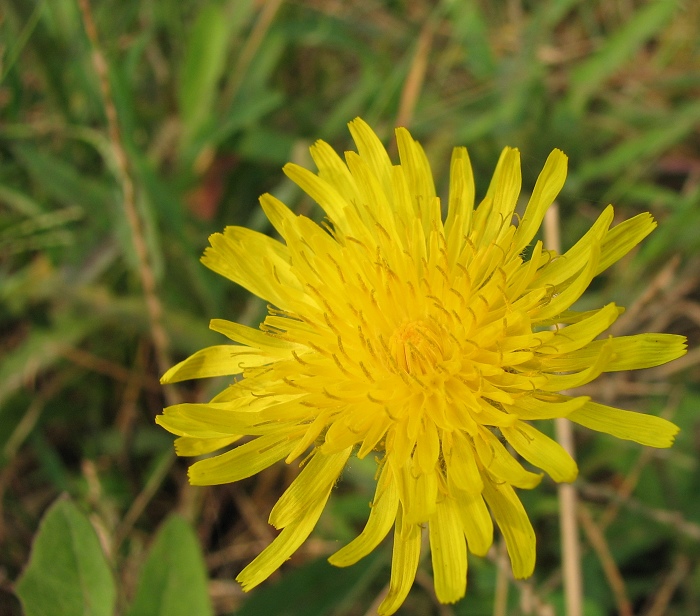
top-left (377, 505), bottom-right (422, 616)
top-left (237, 491), bottom-right (329, 591)
top-left (501, 421), bottom-right (578, 483)
top-left (270, 447), bottom-right (352, 529)
top-left (453, 487), bottom-right (493, 557)
top-left (329, 463), bottom-right (399, 567)
top-left (482, 476), bottom-right (536, 579)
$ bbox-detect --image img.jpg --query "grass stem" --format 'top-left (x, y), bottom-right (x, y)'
top-left (545, 203), bottom-right (583, 616)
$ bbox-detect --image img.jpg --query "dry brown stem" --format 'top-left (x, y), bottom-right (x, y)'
top-left (395, 18), bottom-right (435, 130)
top-left (578, 504), bottom-right (633, 616)
top-left (76, 0), bottom-right (177, 407)
top-left (544, 203), bottom-right (583, 616)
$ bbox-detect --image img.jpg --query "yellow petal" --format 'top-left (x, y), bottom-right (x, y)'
top-left (531, 239), bottom-right (601, 322)
top-left (536, 305), bottom-right (624, 327)
top-left (403, 465), bottom-right (438, 525)
top-left (543, 333), bottom-right (687, 372)
top-left (283, 162), bottom-right (351, 228)
top-left (377, 505), bottom-right (422, 616)
top-left (474, 429), bottom-right (542, 489)
top-left (237, 491), bottom-right (328, 591)
top-left (395, 127), bottom-right (438, 234)
top-left (537, 303), bottom-right (620, 355)
top-left (446, 431), bottom-right (483, 495)
top-left (357, 413), bottom-right (392, 459)
top-left (429, 497), bottom-right (467, 604)
top-left (452, 488), bottom-right (493, 557)
top-left (202, 227), bottom-right (305, 311)
top-left (309, 139), bottom-right (359, 231)
top-left (329, 463), bottom-right (398, 567)
top-left (344, 150), bottom-right (400, 245)
top-left (597, 212), bottom-right (656, 274)
top-left (540, 340), bottom-right (613, 391)
top-left (209, 318), bottom-right (300, 355)
top-left (415, 420), bottom-right (440, 475)
top-left (188, 432), bottom-right (300, 485)
top-left (258, 192), bottom-right (298, 239)
top-left (269, 447), bottom-right (351, 529)
top-left (507, 394), bottom-right (590, 420)
top-left (502, 421), bottom-right (578, 483)
top-left (607, 333), bottom-right (687, 370)
top-left (349, 117), bottom-right (394, 197)
top-left (567, 401), bottom-right (679, 448)
top-left (322, 416), bottom-right (363, 453)
top-left (173, 435), bottom-right (240, 456)
top-left (156, 404), bottom-right (258, 439)
top-left (285, 410), bottom-right (334, 463)
top-left (482, 476), bottom-right (536, 579)
top-left (161, 345), bottom-right (274, 383)
top-left (506, 240), bottom-right (544, 300)
top-left (445, 146), bottom-right (475, 247)
top-left (513, 149), bottom-right (568, 254)
top-left (478, 147), bottom-right (521, 248)
top-left (389, 164), bottom-right (419, 233)
top-left (157, 401), bottom-right (289, 437)
top-left (535, 205), bottom-right (613, 288)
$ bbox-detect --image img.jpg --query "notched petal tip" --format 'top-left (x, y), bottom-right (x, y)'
top-left (568, 401), bottom-right (681, 448)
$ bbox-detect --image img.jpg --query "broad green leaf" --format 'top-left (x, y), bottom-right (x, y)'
top-left (15, 497), bottom-right (116, 616)
top-left (127, 515), bottom-right (213, 616)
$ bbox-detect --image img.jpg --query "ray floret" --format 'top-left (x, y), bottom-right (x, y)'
top-left (157, 118), bottom-right (686, 614)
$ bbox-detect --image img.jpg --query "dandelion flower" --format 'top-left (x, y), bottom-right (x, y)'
top-left (157, 118), bottom-right (686, 614)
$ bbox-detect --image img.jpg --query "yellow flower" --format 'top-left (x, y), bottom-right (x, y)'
top-left (158, 118), bottom-right (686, 614)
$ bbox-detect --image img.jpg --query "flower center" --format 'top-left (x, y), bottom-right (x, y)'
top-left (389, 319), bottom-right (443, 376)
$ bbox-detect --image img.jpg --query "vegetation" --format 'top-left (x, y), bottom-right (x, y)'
top-left (1, 0), bottom-right (698, 614)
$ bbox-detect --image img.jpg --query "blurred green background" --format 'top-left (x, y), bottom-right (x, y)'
top-left (1, 0), bottom-right (699, 614)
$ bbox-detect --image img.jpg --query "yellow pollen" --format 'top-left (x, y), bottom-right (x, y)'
top-left (389, 320), bottom-right (444, 375)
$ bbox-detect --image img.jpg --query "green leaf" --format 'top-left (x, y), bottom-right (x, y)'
top-left (445, 0), bottom-right (496, 79)
top-left (12, 143), bottom-right (112, 211)
top-left (0, 315), bottom-right (98, 408)
top-left (568, 0), bottom-right (678, 114)
top-left (237, 127), bottom-right (297, 165)
top-left (178, 1), bottom-right (254, 157)
top-left (127, 514), bottom-right (213, 616)
top-left (571, 101), bottom-right (700, 186)
top-left (15, 497), bottom-right (116, 616)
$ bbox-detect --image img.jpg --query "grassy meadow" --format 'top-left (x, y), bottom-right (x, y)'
top-left (1, 0), bottom-right (699, 614)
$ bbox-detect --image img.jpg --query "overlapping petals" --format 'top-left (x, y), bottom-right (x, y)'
top-left (158, 118), bottom-right (686, 614)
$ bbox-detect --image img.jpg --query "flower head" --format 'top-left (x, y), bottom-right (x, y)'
top-left (158, 118), bottom-right (686, 614)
